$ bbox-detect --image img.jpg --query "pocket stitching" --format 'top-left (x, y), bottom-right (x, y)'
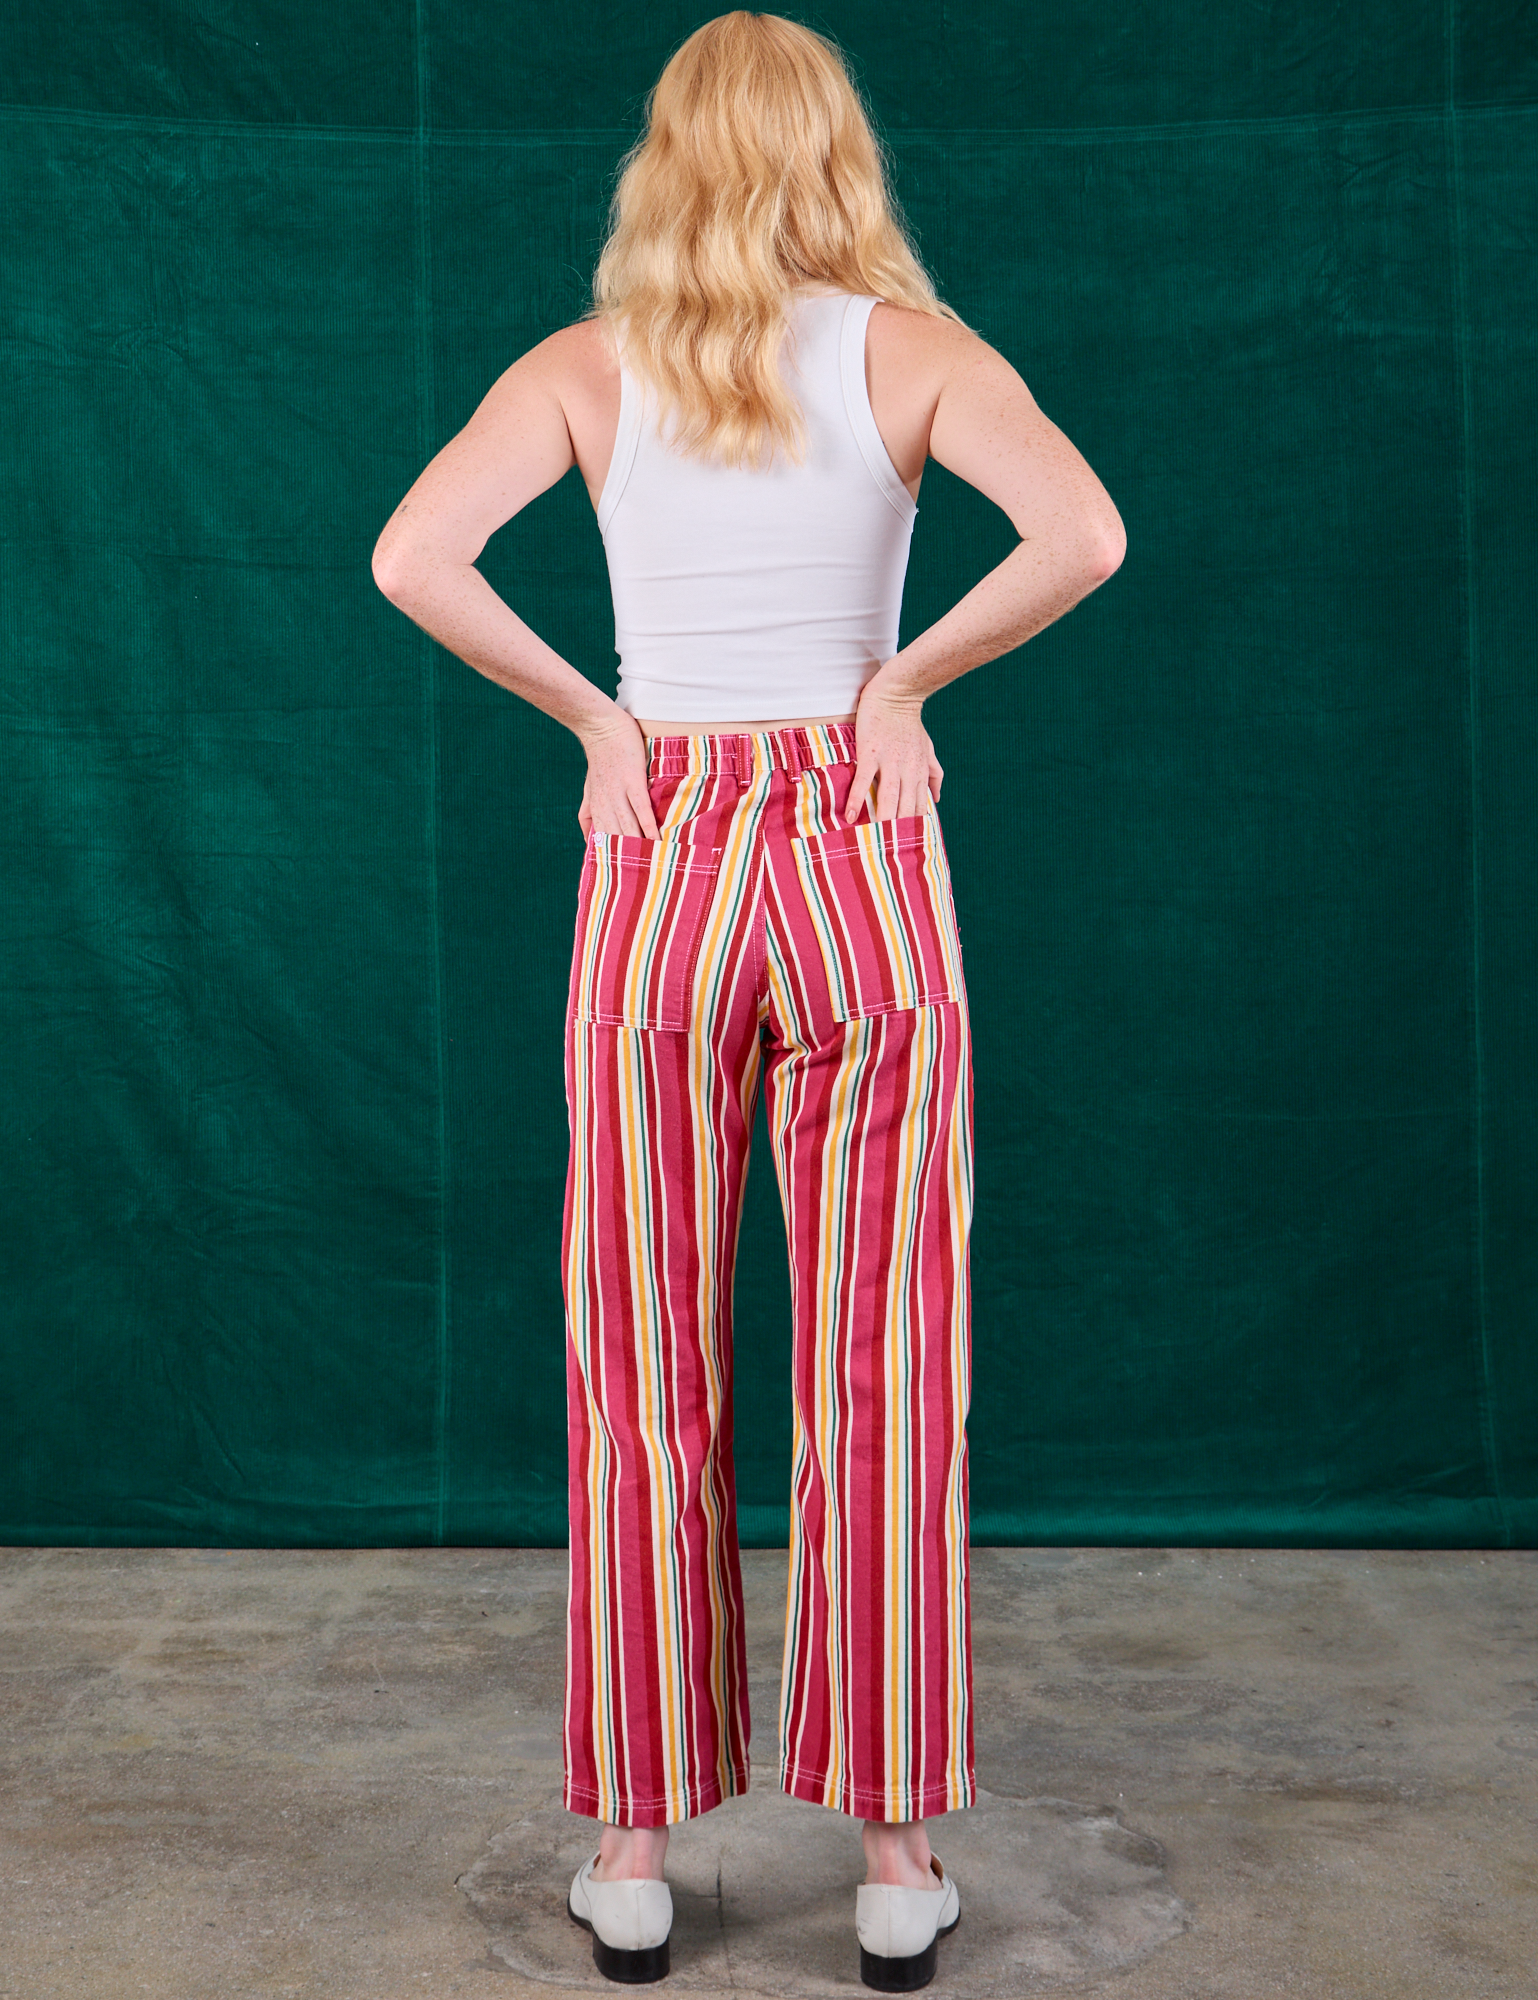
top-left (790, 811), bottom-right (963, 1023)
top-left (573, 835), bottom-right (722, 1032)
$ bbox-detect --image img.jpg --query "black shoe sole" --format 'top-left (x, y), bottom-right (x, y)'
top-left (859, 1912), bottom-right (959, 1992)
top-left (568, 1898), bottom-right (672, 1983)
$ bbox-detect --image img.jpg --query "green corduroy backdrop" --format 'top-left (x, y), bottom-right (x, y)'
top-left (3, 4), bottom-right (1534, 1547)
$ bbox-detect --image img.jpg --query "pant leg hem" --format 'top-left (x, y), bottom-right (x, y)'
top-left (564, 1764), bottom-right (751, 1828)
top-left (778, 1761), bottom-right (976, 1821)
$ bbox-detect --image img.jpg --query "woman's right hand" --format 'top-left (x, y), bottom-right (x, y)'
top-left (576, 712), bottom-right (661, 840)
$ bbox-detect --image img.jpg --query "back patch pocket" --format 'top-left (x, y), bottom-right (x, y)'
top-left (790, 809), bottom-right (964, 1023)
top-left (571, 832), bottom-right (722, 1032)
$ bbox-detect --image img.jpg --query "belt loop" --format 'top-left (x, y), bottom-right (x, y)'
top-left (734, 730), bottom-right (753, 792)
top-left (786, 728), bottom-right (807, 781)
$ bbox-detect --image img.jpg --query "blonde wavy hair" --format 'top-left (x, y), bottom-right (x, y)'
top-left (590, 11), bottom-right (964, 470)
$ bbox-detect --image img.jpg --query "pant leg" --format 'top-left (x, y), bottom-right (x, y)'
top-left (761, 750), bottom-right (976, 1823)
top-left (560, 748), bottom-right (767, 1827)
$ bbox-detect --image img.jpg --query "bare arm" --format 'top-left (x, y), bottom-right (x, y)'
top-left (371, 326), bottom-right (661, 836)
top-left (846, 322), bottom-right (1125, 822)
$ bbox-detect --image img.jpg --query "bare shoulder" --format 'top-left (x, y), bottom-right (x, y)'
top-left (467, 315), bottom-right (619, 482)
top-left (867, 300), bottom-right (1001, 386)
top-left (862, 302), bottom-right (1031, 486)
top-left (511, 315), bottom-right (618, 392)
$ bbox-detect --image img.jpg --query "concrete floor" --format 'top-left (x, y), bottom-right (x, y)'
top-left (0, 1548), bottom-right (1534, 1999)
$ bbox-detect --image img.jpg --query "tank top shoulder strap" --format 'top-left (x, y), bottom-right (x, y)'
top-left (596, 349), bottom-right (644, 537)
top-left (837, 294), bottom-right (918, 526)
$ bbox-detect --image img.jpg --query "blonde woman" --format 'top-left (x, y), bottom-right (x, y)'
top-left (373, 12), bottom-right (1123, 1989)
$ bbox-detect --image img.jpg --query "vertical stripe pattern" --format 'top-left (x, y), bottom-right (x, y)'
top-left (560, 723), bottom-right (975, 1827)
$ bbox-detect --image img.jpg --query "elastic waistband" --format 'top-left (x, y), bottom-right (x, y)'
top-left (645, 720), bottom-right (858, 779)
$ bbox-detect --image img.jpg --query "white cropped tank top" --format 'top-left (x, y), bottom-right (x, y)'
top-left (596, 290), bottom-right (918, 723)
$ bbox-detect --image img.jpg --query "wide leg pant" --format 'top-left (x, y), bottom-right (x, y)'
top-left (560, 721), bottom-right (975, 1827)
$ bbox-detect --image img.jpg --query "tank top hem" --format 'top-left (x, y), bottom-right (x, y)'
top-left (615, 668), bottom-right (878, 724)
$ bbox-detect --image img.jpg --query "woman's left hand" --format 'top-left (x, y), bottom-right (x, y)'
top-left (845, 678), bottom-right (943, 824)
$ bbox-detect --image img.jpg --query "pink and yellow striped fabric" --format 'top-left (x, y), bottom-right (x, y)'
top-left (560, 721), bottom-right (975, 1827)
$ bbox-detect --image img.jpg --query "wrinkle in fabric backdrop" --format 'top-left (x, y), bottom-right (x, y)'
top-left (1, 3), bottom-right (1534, 1546)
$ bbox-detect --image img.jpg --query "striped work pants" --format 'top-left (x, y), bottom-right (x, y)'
top-left (560, 721), bottom-right (975, 1827)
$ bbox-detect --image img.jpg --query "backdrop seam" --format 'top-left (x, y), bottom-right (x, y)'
top-left (2, 99), bottom-right (1536, 144)
top-left (413, 0), bottom-right (452, 1547)
top-left (1446, 0), bottom-right (1507, 1546)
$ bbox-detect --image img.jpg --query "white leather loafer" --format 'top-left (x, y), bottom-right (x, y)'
top-left (567, 1853), bottom-right (673, 1983)
top-left (856, 1852), bottom-right (961, 1991)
